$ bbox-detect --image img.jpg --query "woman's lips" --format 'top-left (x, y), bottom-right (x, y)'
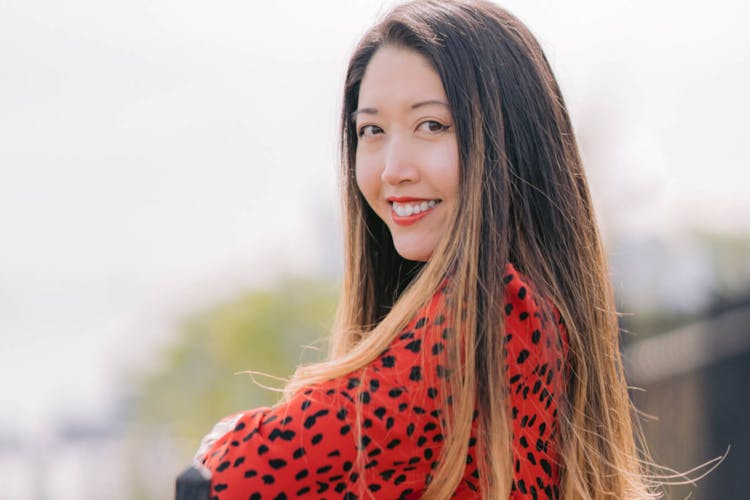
top-left (388, 198), bottom-right (441, 226)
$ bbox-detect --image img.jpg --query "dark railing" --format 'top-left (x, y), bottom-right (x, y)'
top-left (175, 464), bottom-right (211, 500)
top-left (623, 300), bottom-right (750, 498)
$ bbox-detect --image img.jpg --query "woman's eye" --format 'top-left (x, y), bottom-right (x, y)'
top-left (418, 120), bottom-right (450, 133)
top-left (357, 125), bottom-right (383, 138)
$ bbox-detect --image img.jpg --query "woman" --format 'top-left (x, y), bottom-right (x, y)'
top-left (195, 0), bottom-right (656, 498)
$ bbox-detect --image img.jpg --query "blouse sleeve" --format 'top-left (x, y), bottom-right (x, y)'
top-left (197, 287), bottom-right (452, 500)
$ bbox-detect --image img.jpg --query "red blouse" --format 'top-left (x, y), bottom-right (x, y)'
top-left (197, 264), bottom-right (567, 499)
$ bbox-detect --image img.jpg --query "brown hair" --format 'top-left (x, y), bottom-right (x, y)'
top-left (287, 1), bottom-right (659, 497)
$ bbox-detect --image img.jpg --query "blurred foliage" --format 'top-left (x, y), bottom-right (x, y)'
top-left (130, 276), bottom-right (339, 454)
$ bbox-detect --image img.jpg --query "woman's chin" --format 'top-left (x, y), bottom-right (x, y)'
top-left (393, 242), bottom-right (433, 263)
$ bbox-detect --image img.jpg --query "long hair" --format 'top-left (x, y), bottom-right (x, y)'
top-left (285, 1), bottom-right (657, 497)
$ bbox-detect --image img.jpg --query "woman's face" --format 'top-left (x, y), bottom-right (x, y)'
top-left (355, 46), bottom-right (459, 262)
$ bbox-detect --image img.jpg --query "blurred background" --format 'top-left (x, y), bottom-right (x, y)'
top-left (0, 0), bottom-right (747, 498)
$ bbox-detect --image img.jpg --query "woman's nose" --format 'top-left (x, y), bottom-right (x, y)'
top-left (381, 136), bottom-right (419, 185)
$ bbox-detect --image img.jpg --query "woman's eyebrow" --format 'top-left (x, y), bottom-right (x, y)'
top-left (350, 100), bottom-right (450, 122)
top-left (410, 99), bottom-right (450, 110)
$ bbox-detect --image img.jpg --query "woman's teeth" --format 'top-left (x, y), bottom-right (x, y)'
top-left (392, 200), bottom-right (438, 216)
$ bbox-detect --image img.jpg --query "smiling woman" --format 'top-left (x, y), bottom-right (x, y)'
top-left (192, 1), bottom-right (663, 498)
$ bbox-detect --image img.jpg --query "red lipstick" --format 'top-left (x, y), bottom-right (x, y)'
top-left (387, 197), bottom-right (440, 226)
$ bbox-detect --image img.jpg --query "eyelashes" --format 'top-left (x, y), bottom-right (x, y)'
top-left (357, 120), bottom-right (451, 139)
top-left (419, 120), bottom-right (451, 133)
top-left (357, 124), bottom-right (383, 139)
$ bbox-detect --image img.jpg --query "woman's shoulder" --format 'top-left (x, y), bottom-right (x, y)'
top-left (501, 262), bottom-right (546, 306)
top-left (501, 262), bottom-right (566, 345)
top-left (422, 262), bottom-right (566, 354)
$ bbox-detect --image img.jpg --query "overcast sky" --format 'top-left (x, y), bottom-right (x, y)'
top-left (1, 0), bottom-right (748, 437)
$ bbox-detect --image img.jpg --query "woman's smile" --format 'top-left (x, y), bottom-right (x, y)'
top-left (389, 197), bottom-right (441, 225)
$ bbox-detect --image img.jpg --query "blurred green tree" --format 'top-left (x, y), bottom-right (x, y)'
top-left (128, 276), bottom-right (338, 484)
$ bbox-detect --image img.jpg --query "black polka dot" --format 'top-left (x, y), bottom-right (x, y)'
top-left (269, 458), bottom-right (287, 469)
top-left (405, 339), bottom-right (422, 353)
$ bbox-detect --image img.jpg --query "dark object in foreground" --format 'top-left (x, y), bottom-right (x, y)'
top-left (175, 464), bottom-right (211, 500)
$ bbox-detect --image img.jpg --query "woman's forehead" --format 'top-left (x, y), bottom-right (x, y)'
top-left (356, 47), bottom-right (448, 115)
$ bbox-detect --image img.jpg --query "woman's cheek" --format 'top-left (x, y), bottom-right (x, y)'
top-left (354, 162), bottom-right (366, 199)
top-left (355, 156), bottom-right (381, 204)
